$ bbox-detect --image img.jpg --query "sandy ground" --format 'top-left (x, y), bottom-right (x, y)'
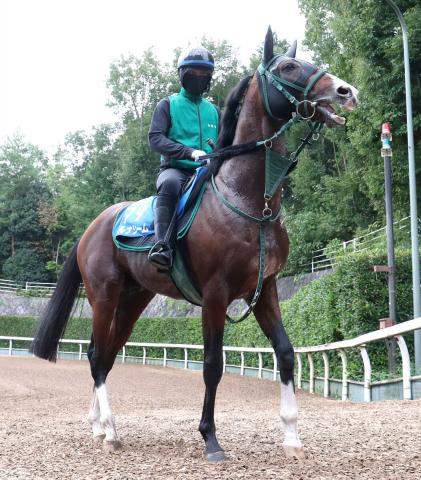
top-left (0, 358), bottom-right (420, 480)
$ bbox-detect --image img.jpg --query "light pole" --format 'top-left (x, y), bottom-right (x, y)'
top-left (384, 0), bottom-right (421, 373)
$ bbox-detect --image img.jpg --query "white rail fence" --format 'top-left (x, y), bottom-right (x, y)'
top-left (1, 317), bottom-right (421, 402)
top-left (310, 216), bottom-right (419, 272)
top-left (0, 279), bottom-right (84, 295)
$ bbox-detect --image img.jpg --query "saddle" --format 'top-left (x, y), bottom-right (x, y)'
top-left (112, 167), bottom-right (208, 305)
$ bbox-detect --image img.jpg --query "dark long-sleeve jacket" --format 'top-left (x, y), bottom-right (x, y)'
top-left (148, 90), bottom-right (220, 171)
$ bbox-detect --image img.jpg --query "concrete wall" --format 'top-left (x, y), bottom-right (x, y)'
top-left (0, 269), bottom-right (332, 318)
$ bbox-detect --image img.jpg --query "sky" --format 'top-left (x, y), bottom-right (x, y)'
top-left (1, 0), bottom-right (308, 156)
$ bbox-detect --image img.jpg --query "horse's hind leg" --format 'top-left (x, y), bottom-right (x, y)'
top-left (88, 286), bottom-right (155, 450)
top-left (253, 277), bottom-right (304, 459)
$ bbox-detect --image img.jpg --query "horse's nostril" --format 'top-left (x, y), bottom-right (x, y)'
top-left (337, 86), bottom-right (351, 98)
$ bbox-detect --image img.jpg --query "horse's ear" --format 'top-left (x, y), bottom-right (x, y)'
top-left (285, 40), bottom-right (297, 58)
top-left (263, 26), bottom-right (274, 65)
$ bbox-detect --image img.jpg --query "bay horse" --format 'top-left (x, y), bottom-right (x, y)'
top-left (31, 28), bottom-right (358, 461)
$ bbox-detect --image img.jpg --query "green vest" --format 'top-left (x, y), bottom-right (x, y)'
top-left (161, 88), bottom-right (219, 171)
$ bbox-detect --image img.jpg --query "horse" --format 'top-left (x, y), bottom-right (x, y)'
top-left (31, 27), bottom-right (358, 461)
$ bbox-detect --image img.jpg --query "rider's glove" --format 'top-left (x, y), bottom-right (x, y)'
top-left (191, 150), bottom-right (207, 161)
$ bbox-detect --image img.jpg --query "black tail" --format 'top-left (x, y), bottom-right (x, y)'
top-left (30, 241), bottom-right (82, 361)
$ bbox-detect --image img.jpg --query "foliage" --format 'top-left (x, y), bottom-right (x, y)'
top-left (2, 249), bottom-right (51, 283)
top-left (0, 246), bottom-right (415, 379)
top-left (281, 0), bottom-right (421, 272)
top-left (282, 248), bottom-right (414, 380)
top-left (0, 136), bottom-right (53, 280)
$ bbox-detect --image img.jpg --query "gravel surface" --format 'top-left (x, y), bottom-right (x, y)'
top-left (0, 357), bottom-right (420, 479)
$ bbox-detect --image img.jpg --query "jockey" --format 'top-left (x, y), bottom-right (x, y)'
top-left (148, 46), bottom-right (220, 270)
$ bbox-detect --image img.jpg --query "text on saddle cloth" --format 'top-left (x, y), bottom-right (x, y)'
top-left (112, 166), bottom-right (208, 242)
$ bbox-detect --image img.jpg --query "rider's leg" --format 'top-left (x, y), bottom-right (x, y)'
top-left (149, 168), bottom-right (190, 269)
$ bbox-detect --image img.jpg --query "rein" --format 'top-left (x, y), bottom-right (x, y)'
top-left (206, 58), bottom-right (326, 325)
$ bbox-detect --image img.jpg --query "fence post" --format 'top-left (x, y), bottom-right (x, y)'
top-left (322, 352), bottom-right (329, 398)
top-left (296, 353), bottom-right (302, 389)
top-left (396, 335), bottom-right (412, 400)
top-left (359, 346), bottom-right (371, 402)
top-left (9, 339), bottom-right (12, 356)
top-left (184, 348), bottom-right (188, 369)
top-left (240, 351), bottom-right (245, 376)
top-left (338, 349), bottom-right (348, 401)
top-left (272, 352), bottom-right (278, 381)
top-left (163, 347), bottom-right (167, 367)
top-left (79, 343), bottom-right (83, 360)
top-left (258, 352), bottom-right (263, 379)
top-left (122, 346), bottom-right (126, 364)
top-left (308, 353), bottom-right (314, 394)
top-left (142, 347), bottom-right (146, 365)
top-left (223, 350), bottom-right (226, 373)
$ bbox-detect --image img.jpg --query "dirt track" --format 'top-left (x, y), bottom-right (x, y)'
top-left (0, 357), bottom-right (420, 479)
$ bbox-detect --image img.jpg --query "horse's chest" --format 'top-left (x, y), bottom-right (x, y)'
top-left (222, 224), bottom-right (288, 295)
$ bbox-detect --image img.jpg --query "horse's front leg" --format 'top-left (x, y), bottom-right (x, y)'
top-left (253, 277), bottom-right (304, 459)
top-left (199, 294), bottom-right (227, 461)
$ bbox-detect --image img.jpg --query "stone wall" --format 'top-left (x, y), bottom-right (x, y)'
top-left (0, 269), bottom-right (331, 318)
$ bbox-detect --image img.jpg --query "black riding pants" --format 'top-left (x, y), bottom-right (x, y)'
top-left (154, 168), bottom-right (192, 243)
top-left (156, 167), bottom-right (191, 201)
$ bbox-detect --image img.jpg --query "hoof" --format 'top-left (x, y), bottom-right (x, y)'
top-left (205, 450), bottom-right (226, 462)
top-left (93, 434), bottom-right (105, 443)
top-left (283, 444), bottom-right (305, 460)
top-left (103, 439), bottom-right (122, 452)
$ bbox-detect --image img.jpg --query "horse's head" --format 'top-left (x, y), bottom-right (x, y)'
top-left (259, 27), bottom-right (358, 127)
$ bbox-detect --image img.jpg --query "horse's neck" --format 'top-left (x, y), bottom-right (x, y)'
top-left (218, 78), bottom-right (286, 213)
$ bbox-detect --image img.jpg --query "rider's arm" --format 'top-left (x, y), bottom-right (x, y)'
top-left (148, 99), bottom-right (195, 159)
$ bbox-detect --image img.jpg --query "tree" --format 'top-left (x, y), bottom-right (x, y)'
top-left (107, 48), bottom-right (171, 128)
top-left (0, 135), bottom-right (57, 280)
top-left (277, 0), bottom-right (421, 273)
top-left (297, 0), bottom-right (421, 216)
top-left (201, 38), bottom-right (243, 108)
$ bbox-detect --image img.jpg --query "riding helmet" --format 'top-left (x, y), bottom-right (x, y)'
top-left (177, 47), bottom-right (215, 71)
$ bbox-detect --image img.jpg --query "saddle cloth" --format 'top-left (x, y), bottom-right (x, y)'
top-left (112, 166), bottom-right (208, 252)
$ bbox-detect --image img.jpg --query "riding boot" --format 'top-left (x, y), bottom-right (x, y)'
top-left (148, 198), bottom-right (175, 270)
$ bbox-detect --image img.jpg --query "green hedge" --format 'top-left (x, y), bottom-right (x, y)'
top-left (0, 248), bottom-right (415, 379)
top-left (282, 248), bottom-right (414, 380)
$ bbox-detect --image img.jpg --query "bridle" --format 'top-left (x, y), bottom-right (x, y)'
top-left (257, 54), bottom-right (326, 122)
top-left (209, 55), bottom-right (329, 325)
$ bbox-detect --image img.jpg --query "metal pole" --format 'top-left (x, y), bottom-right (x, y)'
top-left (385, 0), bottom-right (421, 373)
top-left (382, 124), bottom-right (397, 325)
top-left (382, 123), bottom-right (397, 373)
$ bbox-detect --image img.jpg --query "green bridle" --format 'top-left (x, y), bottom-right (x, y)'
top-left (211, 56), bottom-right (328, 324)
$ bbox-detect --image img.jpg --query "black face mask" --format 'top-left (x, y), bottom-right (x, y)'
top-left (181, 72), bottom-right (212, 96)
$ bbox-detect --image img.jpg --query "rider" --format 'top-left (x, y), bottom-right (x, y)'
top-left (148, 46), bottom-right (219, 270)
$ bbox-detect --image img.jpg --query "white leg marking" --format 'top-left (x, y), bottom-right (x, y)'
top-left (87, 389), bottom-right (105, 439)
top-left (280, 381), bottom-right (304, 458)
top-left (96, 384), bottom-right (119, 443)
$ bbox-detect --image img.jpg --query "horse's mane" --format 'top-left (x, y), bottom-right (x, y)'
top-left (208, 75), bottom-right (253, 177)
top-left (216, 75), bottom-right (253, 149)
